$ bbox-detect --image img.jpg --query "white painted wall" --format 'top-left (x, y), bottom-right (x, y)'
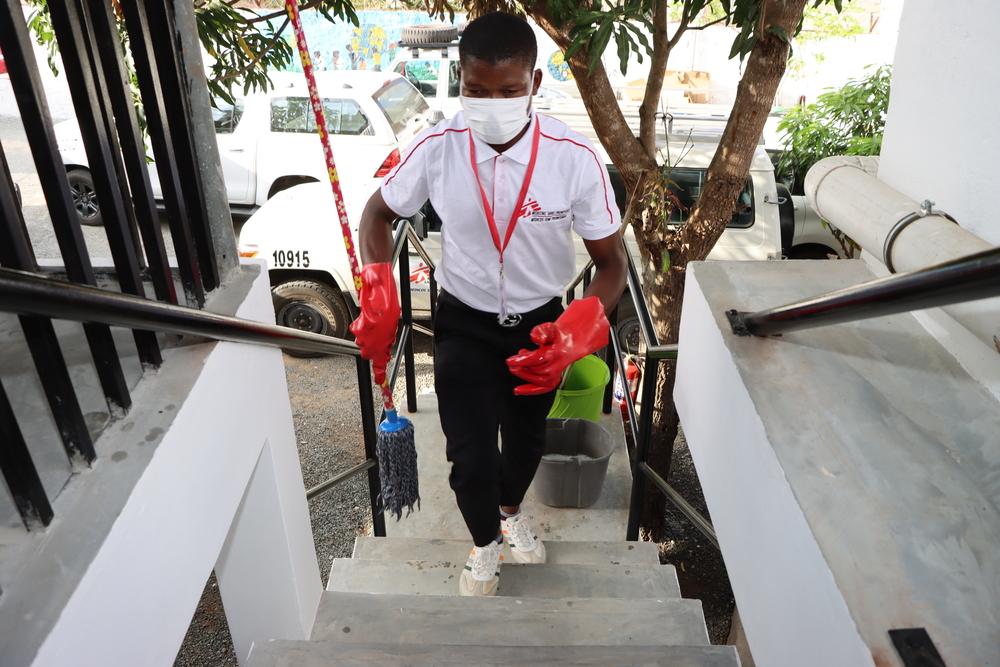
top-left (879, 0), bottom-right (1000, 246)
top-left (24, 262), bottom-right (321, 667)
top-left (877, 0), bottom-right (1000, 400)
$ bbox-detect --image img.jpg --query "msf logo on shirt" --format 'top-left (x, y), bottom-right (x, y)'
top-left (517, 199), bottom-right (542, 219)
top-left (519, 198), bottom-right (570, 224)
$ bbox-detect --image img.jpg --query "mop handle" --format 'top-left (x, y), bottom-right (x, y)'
top-left (284, 0), bottom-right (395, 410)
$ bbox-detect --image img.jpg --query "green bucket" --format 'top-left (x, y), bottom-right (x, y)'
top-left (547, 355), bottom-right (611, 422)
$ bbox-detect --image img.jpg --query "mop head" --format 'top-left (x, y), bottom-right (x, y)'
top-left (376, 409), bottom-right (420, 520)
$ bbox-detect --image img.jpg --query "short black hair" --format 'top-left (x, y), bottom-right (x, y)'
top-left (459, 12), bottom-right (537, 68)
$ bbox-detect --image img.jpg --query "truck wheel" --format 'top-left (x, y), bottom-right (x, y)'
top-left (788, 244), bottom-right (836, 260)
top-left (616, 317), bottom-right (642, 356)
top-left (776, 182), bottom-right (795, 257)
top-left (272, 280), bottom-right (351, 358)
top-left (400, 24), bottom-right (459, 45)
top-left (614, 293), bottom-right (642, 355)
top-left (67, 168), bottom-right (103, 226)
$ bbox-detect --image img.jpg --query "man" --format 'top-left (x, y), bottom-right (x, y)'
top-left (312, 50), bottom-right (325, 71)
top-left (351, 12), bottom-right (626, 596)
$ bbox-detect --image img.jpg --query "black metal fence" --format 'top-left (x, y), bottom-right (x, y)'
top-left (0, 218), bottom-right (433, 540)
top-left (0, 0), bottom-right (235, 530)
top-left (564, 241), bottom-right (719, 547)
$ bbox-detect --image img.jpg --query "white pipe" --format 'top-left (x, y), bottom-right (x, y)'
top-left (805, 155), bottom-right (998, 347)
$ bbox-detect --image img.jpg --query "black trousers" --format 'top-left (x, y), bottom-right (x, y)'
top-left (433, 290), bottom-right (562, 547)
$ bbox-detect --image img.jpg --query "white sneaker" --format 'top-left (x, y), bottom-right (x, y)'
top-left (459, 539), bottom-right (503, 596)
top-left (502, 513), bottom-right (547, 564)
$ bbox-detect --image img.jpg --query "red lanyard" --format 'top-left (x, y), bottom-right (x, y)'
top-left (467, 119), bottom-right (542, 264)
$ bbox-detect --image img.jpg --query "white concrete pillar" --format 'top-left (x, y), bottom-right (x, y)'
top-left (215, 427), bottom-right (322, 664)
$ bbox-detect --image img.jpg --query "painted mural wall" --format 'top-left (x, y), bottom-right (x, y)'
top-left (280, 11), bottom-right (439, 74)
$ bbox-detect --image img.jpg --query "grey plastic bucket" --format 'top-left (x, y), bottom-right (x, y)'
top-left (534, 419), bottom-right (616, 508)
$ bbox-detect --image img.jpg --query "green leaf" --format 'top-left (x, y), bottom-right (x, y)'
top-left (624, 22), bottom-right (652, 55)
top-left (766, 25), bottom-right (790, 44)
top-left (615, 27), bottom-right (629, 76)
top-left (588, 20), bottom-right (615, 73)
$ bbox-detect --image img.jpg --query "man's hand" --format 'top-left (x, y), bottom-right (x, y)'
top-left (349, 263), bottom-right (400, 385)
top-left (506, 296), bottom-right (609, 396)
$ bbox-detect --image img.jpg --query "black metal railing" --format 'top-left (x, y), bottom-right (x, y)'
top-left (0, 0), bottom-right (239, 529)
top-left (727, 245), bottom-right (1000, 337)
top-left (564, 239), bottom-right (718, 548)
top-left (0, 218), bottom-right (434, 539)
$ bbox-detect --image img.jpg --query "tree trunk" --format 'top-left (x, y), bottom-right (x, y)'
top-left (638, 0), bottom-right (669, 159)
top-left (637, 251), bottom-right (684, 542)
top-left (636, 0), bottom-right (808, 534)
top-left (678, 0), bottom-right (807, 260)
top-left (531, 0), bottom-right (807, 539)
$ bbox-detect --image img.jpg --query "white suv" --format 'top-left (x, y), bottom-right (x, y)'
top-left (53, 71), bottom-right (433, 225)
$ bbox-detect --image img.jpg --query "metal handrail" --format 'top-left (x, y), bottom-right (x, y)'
top-left (0, 267), bottom-right (361, 358)
top-left (563, 230), bottom-right (714, 547)
top-left (727, 246), bottom-right (1000, 337)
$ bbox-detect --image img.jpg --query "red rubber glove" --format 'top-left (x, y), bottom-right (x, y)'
top-left (349, 263), bottom-right (400, 386)
top-left (506, 296), bottom-right (610, 396)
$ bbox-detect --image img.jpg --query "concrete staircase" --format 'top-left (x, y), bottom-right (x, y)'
top-left (249, 536), bottom-right (740, 666)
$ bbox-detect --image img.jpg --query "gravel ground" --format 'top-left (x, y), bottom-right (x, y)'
top-left (659, 427), bottom-right (736, 644)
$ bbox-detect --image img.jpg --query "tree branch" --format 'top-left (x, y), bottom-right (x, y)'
top-left (679, 14), bottom-right (727, 34)
top-left (243, 0), bottom-right (326, 24)
top-left (639, 0), bottom-right (670, 159)
top-left (527, 2), bottom-right (655, 189)
top-left (665, 1), bottom-right (692, 52)
top-left (216, 16), bottom-right (291, 83)
top-left (675, 0), bottom-right (807, 262)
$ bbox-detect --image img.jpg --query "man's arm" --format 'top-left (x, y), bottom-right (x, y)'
top-left (582, 231), bottom-right (627, 314)
top-left (359, 189), bottom-right (399, 265)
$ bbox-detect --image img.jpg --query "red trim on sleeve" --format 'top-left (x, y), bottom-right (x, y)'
top-left (539, 131), bottom-right (615, 225)
top-left (384, 127), bottom-right (470, 187)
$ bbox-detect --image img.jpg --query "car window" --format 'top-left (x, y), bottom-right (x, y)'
top-left (319, 99), bottom-right (372, 136)
top-left (374, 79), bottom-right (430, 137)
top-left (667, 168), bottom-right (754, 229)
top-left (399, 59), bottom-right (440, 97)
top-left (271, 97), bottom-right (372, 136)
top-left (270, 97), bottom-right (310, 132)
top-left (212, 101), bottom-right (244, 134)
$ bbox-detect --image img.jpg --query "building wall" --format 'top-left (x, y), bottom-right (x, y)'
top-left (878, 0), bottom-right (1000, 400)
top-left (879, 0), bottom-right (1000, 246)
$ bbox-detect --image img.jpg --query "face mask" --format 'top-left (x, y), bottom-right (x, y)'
top-left (460, 95), bottom-right (531, 144)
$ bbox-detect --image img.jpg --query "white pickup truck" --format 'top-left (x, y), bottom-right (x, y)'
top-left (53, 71), bottom-right (433, 225)
top-left (237, 131), bottom-right (835, 351)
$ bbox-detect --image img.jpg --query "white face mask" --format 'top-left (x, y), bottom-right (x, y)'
top-left (460, 95), bottom-right (531, 145)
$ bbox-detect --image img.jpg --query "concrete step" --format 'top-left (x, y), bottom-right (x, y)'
top-left (310, 592), bottom-right (709, 646)
top-left (249, 641), bottom-right (741, 667)
top-left (327, 558), bottom-right (681, 599)
top-left (352, 536), bottom-right (661, 566)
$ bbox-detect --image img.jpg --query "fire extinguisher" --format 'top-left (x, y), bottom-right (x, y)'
top-left (613, 355), bottom-right (642, 443)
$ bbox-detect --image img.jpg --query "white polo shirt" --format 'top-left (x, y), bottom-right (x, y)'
top-left (380, 111), bottom-right (622, 314)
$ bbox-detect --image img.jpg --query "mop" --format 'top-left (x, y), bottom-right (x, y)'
top-left (284, 0), bottom-right (419, 519)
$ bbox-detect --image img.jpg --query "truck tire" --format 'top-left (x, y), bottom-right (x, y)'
top-left (67, 168), bottom-right (103, 227)
top-left (400, 24), bottom-right (458, 45)
top-left (614, 293), bottom-right (642, 355)
top-left (272, 279), bottom-right (351, 357)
